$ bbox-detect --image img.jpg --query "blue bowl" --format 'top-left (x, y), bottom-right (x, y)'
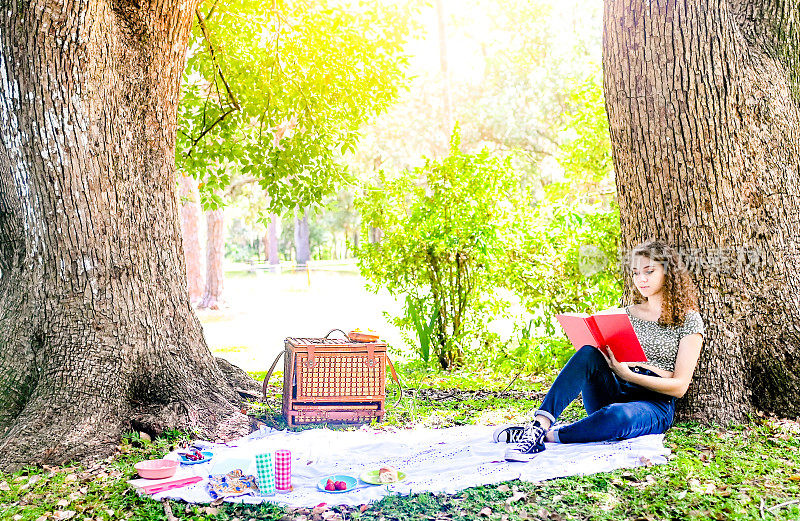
top-left (317, 474), bottom-right (358, 493)
top-left (179, 451), bottom-right (213, 465)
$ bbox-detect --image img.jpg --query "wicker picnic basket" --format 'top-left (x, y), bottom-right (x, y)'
top-left (262, 329), bottom-right (399, 426)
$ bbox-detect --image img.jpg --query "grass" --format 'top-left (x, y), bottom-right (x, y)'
top-left (2, 368), bottom-right (799, 521)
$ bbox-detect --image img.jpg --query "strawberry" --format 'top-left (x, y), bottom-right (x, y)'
top-left (325, 483), bottom-right (335, 491)
top-left (336, 481), bottom-right (347, 490)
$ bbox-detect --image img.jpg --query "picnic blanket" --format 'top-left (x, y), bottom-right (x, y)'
top-left (129, 424), bottom-right (670, 508)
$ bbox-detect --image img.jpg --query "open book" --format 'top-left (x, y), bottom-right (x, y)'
top-left (555, 308), bottom-right (647, 363)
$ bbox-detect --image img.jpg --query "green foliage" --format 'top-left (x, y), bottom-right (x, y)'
top-left (356, 128), bottom-right (532, 370)
top-left (558, 67), bottom-right (613, 183)
top-left (498, 69), bottom-right (622, 345)
top-left (177, 0), bottom-right (414, 212)
top-left (502, 197), bottom-right (622, 338)
top-left (405, 295), bottom-right (438, 365)
top-left (225, 217), bottom-right (263, 262)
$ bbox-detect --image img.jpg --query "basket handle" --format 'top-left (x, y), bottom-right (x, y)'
top-left (324, 328), bottom-right (349, 339)
top-left (386, 356), bottom-right (404, 408)
top-left (262, 349), bottom-right (287, 402)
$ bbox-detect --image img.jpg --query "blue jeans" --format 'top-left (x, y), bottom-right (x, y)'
top-left (535, 345), bottom-right (675, 443)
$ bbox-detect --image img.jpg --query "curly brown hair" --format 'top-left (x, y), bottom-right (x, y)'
top-left (625, 240), bottom-right (699, 327)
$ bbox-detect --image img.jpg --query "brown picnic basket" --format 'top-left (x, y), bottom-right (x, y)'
top-left (261, 329), bottom-right (400, 426)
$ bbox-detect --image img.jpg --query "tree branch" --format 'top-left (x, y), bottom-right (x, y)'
top-left (186, 107), bottom-right (236, 158)
top-left (195, 8), bottom-right (241, 111)
top-left (223, 177), bottom-right (260, 197)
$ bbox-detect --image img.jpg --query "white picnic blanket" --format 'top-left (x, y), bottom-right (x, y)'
top-left (130, 425), bottom-right (670, 508)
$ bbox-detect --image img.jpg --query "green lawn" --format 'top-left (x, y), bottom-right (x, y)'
top-left (2, 368), bottom-right (798, 521)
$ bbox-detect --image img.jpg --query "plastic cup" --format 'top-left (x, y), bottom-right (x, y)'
top-left (254, 453), bottom-right (276, 496)
top-left (275, 449), bottom-right (292, 492)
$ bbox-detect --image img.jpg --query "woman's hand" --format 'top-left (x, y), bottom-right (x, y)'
top-left (601, 347), bottom-right (634, 381)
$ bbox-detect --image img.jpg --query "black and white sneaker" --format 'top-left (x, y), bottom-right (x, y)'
top-left (492, 425), bottom-right (526, 443)
top-left (505, 422), bottom-right (547, 462)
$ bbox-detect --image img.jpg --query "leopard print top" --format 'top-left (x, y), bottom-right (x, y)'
top-left (625, 306), bottom-right (705, 372)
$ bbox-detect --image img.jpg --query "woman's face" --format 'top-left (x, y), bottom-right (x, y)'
top-left (630, 255), bottom-right (666, 299)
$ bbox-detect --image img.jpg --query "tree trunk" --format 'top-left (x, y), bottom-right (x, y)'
top-left (0, 2), bottom-right (257, 471)
top-left (294, 207), bottom-right (311, 266)
top-left (604, 0), bottom-right (800, 423)
top-left (368, 227), bottom-right (383, 244)
top-left (178, 174), bottom-right (204, 304)
top-left (199, 207), bottom-right (224, 310)
top-left (268, 213), bottom-right (280, 265)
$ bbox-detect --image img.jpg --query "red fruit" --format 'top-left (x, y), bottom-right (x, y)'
top-left (336, 481), bottom-right (347, 490)
top-left (325, 482), bottom-right (335, 491)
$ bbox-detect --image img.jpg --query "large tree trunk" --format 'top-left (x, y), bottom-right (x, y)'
top-left (198, 207), bottom-right (224, 309)
top-left (0, 2), bottom-right (257, 471)
top-left (294, 207), bottom-right (311, 266)
top-left (178, 174), bottom-right (204, 304)
top-left (604, 0), bottom-right (800, 423)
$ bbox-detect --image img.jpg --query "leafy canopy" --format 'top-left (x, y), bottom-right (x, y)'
top-left (177, 0), bottom-right (414, 212)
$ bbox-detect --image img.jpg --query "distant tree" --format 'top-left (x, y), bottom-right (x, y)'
top-left (294, 208), bottom-right (311, 266)
top-left (177, 0), bottom-right (412, 302)
top-left (357, 130), bottom-right (533, 369)
top-left (178, 174), bottom-right (205, 303)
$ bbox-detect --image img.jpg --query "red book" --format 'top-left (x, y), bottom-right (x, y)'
top-left (555, 309), bottom-right (646, 363)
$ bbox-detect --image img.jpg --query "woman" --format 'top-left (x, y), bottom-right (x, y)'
top-left (499, 240), bottom-right (705, 462)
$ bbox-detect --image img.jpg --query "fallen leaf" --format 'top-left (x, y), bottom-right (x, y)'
top-left (639, 456), bottom-right (653, 467)
top-left (360, 505), bottom-right (369, 513)
top-left (311, 505), bottom-right (329, 515)
top-left (497, 484), bottom-right (511, 492)
top-left (790, 475), bottom-right (800, 481)
top-left (53, 511), bottom-right (76, 520)
top-left (0, 481), bottom-right (10, 491)
top-left (688, 479), bottom-right (715, 494)
top-left (56, 499), bottom-right (70, 508)
top-left (201, 507), bottom-right (219, 515)
top-left (13, 515), bottom-right (22, 521)
top-left (64, 474), bottom-right (77, 483)
top-left (506, 491), bottom-right (527, 504)
top-left (479, 507), bottom-right (492, 517)
top-left (210, 498), bottom-right (224, 507)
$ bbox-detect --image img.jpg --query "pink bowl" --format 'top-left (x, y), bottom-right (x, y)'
top-left (134, 459), bottom-right (178, 479)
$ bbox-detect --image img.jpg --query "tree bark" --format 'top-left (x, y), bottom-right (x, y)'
top-left (198, 207), bottom-right (224, 309)
top-left (604, 0), bottom-right (800, 423)
top-left (294, 207), bottom-right (311, 266)
top-left (0, 1), bottom-right (255, 471)
top-left (178, 174), bottom-right (204, 304)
